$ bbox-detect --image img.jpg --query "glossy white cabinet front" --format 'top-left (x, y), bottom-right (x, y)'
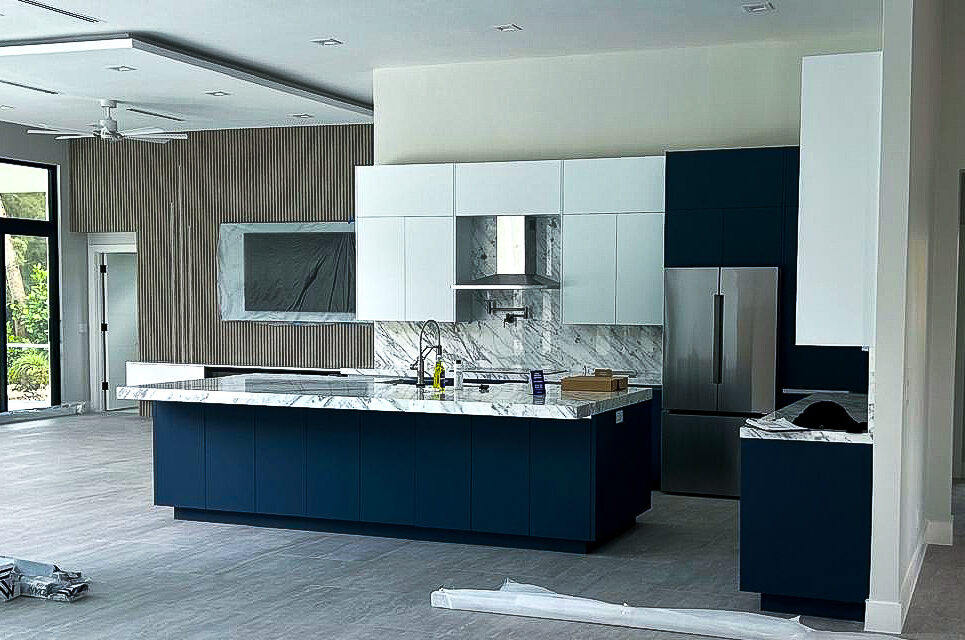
top-left (404, 217), bottom-right (455, 322)
top-left (616, 213), bottom-right (664, 325)
top-left (563, 157), bottom-right (665, 214)
top-left (455, 161), bottom-right (562, 216)
top-left (562, 214), bottom-right (617, 324)
top-left (356, 217), bottom-right (406, 321)
top-left (355, 164), bottom-right (454, 217)
top-left (797, 52), bottom-right (881, 347)
top-left (562, 213), bottom-right (664, 325)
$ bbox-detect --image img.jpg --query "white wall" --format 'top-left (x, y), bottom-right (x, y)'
top-left (923, 0), bottom-right (965, 532)
top-left (0, 121), bottom-right (88, 404)
top-left (866, 0), bottom-right (943, 633)
top-left (374, 35), bottom-right (880, 164)
top-left (943, 5), bottom-right (965, 483)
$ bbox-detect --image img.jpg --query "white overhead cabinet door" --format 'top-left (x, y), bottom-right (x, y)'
top-left (796, 52), bottom-right (881, 347)
top-left (563, 157), bottom-right (665, 214)
top-left (355, 164), bottom-right (454, 217)
top-left (616, 213), bottom-right (665, 325)
top-left (562, 214), bottom-right (617, 324)
top-left (404, 217), bottom-right (455, 322)
top-left (356, 217), bottom-right (405, 321)
top-left (455, 161), bottom-right (562, 216)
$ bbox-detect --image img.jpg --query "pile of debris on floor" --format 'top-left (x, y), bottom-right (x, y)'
top-left (0, 558), bottom-right (90, 603)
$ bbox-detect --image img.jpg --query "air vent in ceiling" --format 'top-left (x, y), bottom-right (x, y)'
top-left (742, 2), bottom-right (776, 14)
top-left (16, 0), bottom-right (100, 23)
top-left (0, 78), bottom-right (58, 95)
top-left (126, 107), bottom-right (185, 122)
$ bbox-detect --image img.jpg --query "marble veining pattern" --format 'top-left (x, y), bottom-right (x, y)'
top-left (740, 392), bottom-right (872, 444)
top-left (118, 373), bottom-right (653, 420)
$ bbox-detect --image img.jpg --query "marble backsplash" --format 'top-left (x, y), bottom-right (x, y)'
top-left (374, 308), bottom-right (663, 379)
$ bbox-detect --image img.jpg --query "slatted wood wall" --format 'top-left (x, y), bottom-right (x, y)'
top-left (70, 124), bottom-right (374, 368)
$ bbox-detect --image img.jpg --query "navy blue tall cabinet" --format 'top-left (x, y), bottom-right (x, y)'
top-left (664, 147), bottom-right (869, 396)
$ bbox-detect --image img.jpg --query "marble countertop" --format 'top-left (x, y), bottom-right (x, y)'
top-left (740, 392), bottom-right (871, 444)
top-left (117, 373), bottom-right (653, 420)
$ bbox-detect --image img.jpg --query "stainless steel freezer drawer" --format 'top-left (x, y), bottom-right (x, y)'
top-left (660, 412), bottom-right (743, 497)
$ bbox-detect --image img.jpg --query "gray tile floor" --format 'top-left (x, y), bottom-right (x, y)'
top-left (0, 412), bottom-right (958, 639)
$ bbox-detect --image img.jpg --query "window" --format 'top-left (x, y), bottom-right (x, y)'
top-left (0, 159), bottom-right (60, 411)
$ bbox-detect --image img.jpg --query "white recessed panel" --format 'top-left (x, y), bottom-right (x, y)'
top-left (0, 37), bottom-right (371, 132)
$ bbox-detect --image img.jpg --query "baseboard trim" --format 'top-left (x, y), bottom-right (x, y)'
top-left (864, 599), bottom-right (903, 634)
top-left (925, 518), bottom-right (954, 546)
top-left (864, 527), bottom-right (928, 634)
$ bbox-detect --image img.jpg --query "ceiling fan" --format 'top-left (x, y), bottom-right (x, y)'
top-left (27, 99), bottom-right (188, 144)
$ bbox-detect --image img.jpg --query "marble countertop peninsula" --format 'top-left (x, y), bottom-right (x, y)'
top-left (117, 373), bottom-right (653, 420)
top-left (740, 392), bottom-right (871, 444)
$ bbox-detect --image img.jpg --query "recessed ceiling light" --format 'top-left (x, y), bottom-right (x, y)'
top-left (742, 2), bottom-right (776, 14)
top-left (107, 65), bottom-right (136, 72)
top-left (290, 114), bottom-right (315, 119)
top-left (205, 90), bottom-right (231, 97)
top-left (494, 23), bottom-right (523, 32)
top-left (312, 38), bottom-right (343, 46)
top-left (0, 105), bottom-right (13, 110)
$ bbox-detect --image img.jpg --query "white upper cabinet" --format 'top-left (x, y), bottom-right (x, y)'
top-left (562, 213), bottom-right (665, 326)
top-left (563, 156), bottom-right (666, 214)
top-left (562, 214), bottom-right (617, 324)
top-left (404, 217), bottom-right (455, 322)
top-left (616, 213), bottom-right (665, 325)
top-left (355, 164), bottom-right (454, 217)
top-left (356, 217), bottom-right (406, 321)
top-left (796, 52), bottom-right (882, 347)
top-left (455, 161), bottom-right (562, 216)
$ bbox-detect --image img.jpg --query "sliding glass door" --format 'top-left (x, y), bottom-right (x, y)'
top-left (0, 159), bottom-right (60, 411)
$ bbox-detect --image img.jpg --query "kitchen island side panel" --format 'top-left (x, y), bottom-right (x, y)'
top-left (153, 401), bottom-right (205, 509)
top-left (740, 438), bottom-right (872, 615)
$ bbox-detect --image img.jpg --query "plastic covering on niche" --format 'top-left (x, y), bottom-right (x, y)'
top-left (430, 580), bottom-right (897, 640)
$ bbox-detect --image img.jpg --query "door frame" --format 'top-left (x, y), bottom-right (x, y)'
top-left (87, 233), bottom-right (136, 412)
top-left (0, 156), bottom-right (61, 413)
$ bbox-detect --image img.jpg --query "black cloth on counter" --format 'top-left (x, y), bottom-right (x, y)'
top-left (792, 401), bottom-right (868, 434)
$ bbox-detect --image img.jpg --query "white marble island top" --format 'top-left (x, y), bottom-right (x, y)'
top-left (740, 392), bottom-right (871, 444)
top-left (117, 373), bottom-right (653, 420)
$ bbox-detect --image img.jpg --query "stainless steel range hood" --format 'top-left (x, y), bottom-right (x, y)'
top-left (452, 216), bottom-right (560, 291)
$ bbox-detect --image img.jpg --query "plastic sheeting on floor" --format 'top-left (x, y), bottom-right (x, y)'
top-left (430, 580), bottom-right (897, 640)
top-left (0, 557), bottom-right (90, 603)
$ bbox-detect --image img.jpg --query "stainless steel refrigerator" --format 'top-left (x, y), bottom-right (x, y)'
top-left (662, 267), bottom-right (779, 497)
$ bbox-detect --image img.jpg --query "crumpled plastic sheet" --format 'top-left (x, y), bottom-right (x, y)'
top-left (0, 558), bottom-right (90, 603)
top-left (430, 579), bottom-right (898, 640)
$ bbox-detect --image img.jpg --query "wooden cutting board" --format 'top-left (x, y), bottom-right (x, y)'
top-left (561, 375), bottom-right (628, 392)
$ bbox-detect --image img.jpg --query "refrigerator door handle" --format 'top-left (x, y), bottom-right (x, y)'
top-left (712, 294), bottom-right (724, 385)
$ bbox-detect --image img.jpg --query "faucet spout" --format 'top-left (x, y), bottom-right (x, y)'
top-left (415, 319), bottom-right (443, 387)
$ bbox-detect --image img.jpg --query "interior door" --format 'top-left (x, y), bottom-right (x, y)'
top-left (663, 268), bottom-right (720, 411)
top-left (718, 267), bottom-right (778, 414)
top-left (103, 253), bottom-right (138, 410)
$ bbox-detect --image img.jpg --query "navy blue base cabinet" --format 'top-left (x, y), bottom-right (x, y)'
top-left (740, 438), bottom-right (872, 621)
top-left (152, 400), bottom-right (652, 552)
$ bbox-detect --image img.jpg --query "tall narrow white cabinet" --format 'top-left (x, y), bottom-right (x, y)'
top-left (616, 214), bottom-right (664, 325)
top-left (404, 217), bottom-right (455, 322)
top-left (562, 214), bottom-right (618, 324)
top-left (796, 52), bottom-right (882, 347)
top-left (356, 217), bottom-right (406, 321)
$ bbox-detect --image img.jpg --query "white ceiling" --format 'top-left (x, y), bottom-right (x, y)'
top-left (0, 0), bottom-right (881, 132)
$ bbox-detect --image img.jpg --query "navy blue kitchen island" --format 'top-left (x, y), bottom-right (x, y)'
top-left (119, 374), bottom-right (654, 552)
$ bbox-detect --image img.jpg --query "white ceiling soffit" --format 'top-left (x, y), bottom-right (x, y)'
top-left (0, 35), bottom-right (372, 133)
